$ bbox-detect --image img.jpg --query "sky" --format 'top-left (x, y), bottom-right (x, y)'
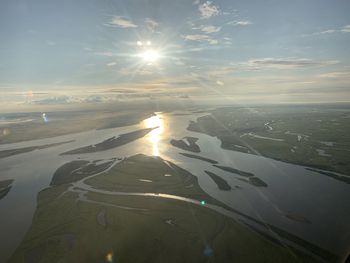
top-left (1, 0), bottom-right (350, 107)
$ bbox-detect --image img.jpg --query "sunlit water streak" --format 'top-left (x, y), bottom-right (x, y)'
top-left (143, 113), bottom-right (164, 156)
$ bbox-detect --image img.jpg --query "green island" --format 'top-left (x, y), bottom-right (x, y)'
top-left (212, 165), bottom-right (254, 177)
top-left (61, 128), bottom-right (154, 155)
top-left (50, 159), bottom-right (116, 186)
top-left (9, 154), bottom-right (322, 263)
top-left (179, 152), bottom-right (218, 164)
top-left (205, 171), bottom-right (231, 191)
top-left (209, 164), bottom-right (268, 187)
top-left (0, 141), bottom-right (73, 159)
top-left (0, 179), bottom-right (14, 200)
top-left (170, 137), bottom-right (201, 153)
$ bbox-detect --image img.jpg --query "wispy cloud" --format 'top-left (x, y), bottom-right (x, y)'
top-left (183, 34), bottom-right (209, 41)
top-left (313, 24), bottom-right (350, 35)
top-left (208, 39), bottom-right (218, 45)
top-left (341, 25), bottom-right (350, 33)
top-left (145, 18), bottom-right (159, 32)
top-left (182, 34), bottom-right (219, 45)
top-left (28, 94), bottom-right (122, 105)
top-left (201, 25), bottom-right (221, 33)
top-left (208, 58), bottom-right (339, 76)
top-left (108, 16), bottom-right (138, 28)
top-left (243, 57), bottom-right (338, 70)
top-left (30, 95), bottom-right (82, 105)
top-left (316, 29), bottom-right (337, 35)
top-left (106, 62), bottom-right (117, 67)
top-left (318, 71), bottom-right (350, 81)
top-left (118, 67), bottom-right (155, 76)
top-left (228, 20), bottom-right (252, 26)
top-left (94, 52), bottom-right (115, 57)
top-left (199, 1), bottom-right (220, 19)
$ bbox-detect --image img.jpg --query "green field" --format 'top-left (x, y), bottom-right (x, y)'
top-left (188, 104), bottom-right (350, 177)
top-left (9, 154), bottom-right (319, 263)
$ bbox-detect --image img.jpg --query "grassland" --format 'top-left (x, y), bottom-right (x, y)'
top-left (9, 154), bottom-right (320, 263)
top-left (50, 159), bottom-right (115, 186)
top-left (187, 104), bottom-right (350, 178)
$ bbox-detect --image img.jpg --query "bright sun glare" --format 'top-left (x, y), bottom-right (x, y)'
top-left (144, 114), bottom-right (164, 156)
top-left (141, 50), bottom-right (160, 63)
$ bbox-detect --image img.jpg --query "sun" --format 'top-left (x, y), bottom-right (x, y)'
top-left (141, 50), bottom-right (160, 63)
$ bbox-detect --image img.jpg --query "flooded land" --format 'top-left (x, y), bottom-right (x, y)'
top-left (9, 155), bottom-right (316, 263)
top-left (188, 105), bottom-right (350, 177)
top-left (0, 103), bottom-right (349, 262)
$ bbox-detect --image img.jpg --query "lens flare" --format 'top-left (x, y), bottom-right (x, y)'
top-left (106, 251), bottom-right (113, 262)
top-left (42, 113), bottom-right (48, 123)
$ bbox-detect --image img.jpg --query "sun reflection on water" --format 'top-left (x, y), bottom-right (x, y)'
top-left (144, 113), bottom-right (164, 156)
